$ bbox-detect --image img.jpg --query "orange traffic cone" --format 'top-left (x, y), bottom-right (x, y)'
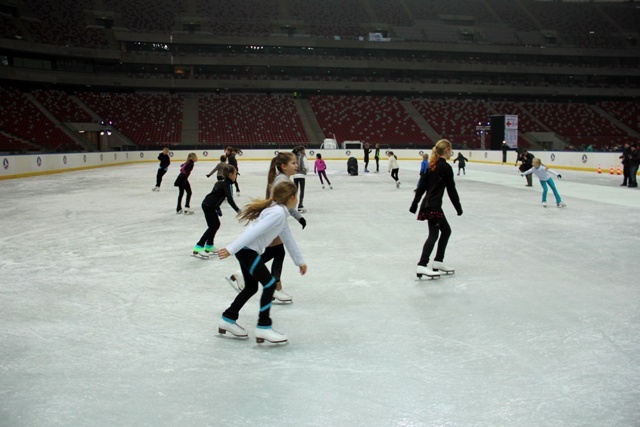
top-left (617, 166), bottom-right (621, 175)
top-left (597, 164), bottom-right (602, 174)
top-left (609, 165), bottom-right (614, 175)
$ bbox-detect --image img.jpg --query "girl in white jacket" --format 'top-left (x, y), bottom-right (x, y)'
top-left (521, 158), bottom-right (566, 207)
top-left (217, 181), bottom-right (307, 344)
top-left (388, 151), bottom-right (400, 188)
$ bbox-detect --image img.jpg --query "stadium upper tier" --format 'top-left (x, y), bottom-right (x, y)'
top-left (0, 0), bottom-right (638, 49)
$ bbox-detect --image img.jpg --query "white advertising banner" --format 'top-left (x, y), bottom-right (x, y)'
top-left (504, 115), bottom-right (518, 148)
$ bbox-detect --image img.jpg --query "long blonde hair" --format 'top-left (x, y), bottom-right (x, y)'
top-left (238, 181), bottom-right (297, 224)
top-left (429, 139), bottom-right (452, 171)
top-left (266, 152), bottom-right (295, 198)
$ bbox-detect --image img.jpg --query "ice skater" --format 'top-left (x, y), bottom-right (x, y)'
top-left (225, 146), bottom-right (241, 196)
top-left (292, 146), bottom-right (308, 212)
top-left (388, 151), bottom-right (400, 188)
top-left (193, 165), bottom-right (241, 258)
top-left (521, 158), bottom-right (566, 207)
top-left (314, 153), bottom-right (332, 189)
top-left (453, 152), bottom-right (468, 176)
top-left (206, 154), bottom-right (227, 181)
top-left (410, 139), bottom-right (463, 279)
top-left (515, 149), bottom-right (534, 186)
top-left (217, 181), bottom-right (307, 344)
top-left (363, 142), bottom-right (371, 173)
top-left (225, 152), bottom-right (306, 304)
top-left (174, 152), bottom-right (197, 214)
top-left (152, 147), bottom-right (170, 191)
top-left (374, 143), bottom-right (380, 172)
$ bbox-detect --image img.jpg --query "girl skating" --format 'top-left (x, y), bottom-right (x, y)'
top-left (217, 181), bottom-right (307, 344)
top-left (153, 147), bottom-right (170, 191)
top-left (174, 152), bottom-right (197, 214)
top-left (521, 158), bottom-right (566, 207)
top-left (410, 139), bottom-right (463, 279)
top-left (193, 165), bottom-right (241, 258)
top-left (314, 153), bottom-right (332, 189)
top-left (388, 151), bottom-right (400, 188)
top-left (453, 152), bottom-right (468, 176)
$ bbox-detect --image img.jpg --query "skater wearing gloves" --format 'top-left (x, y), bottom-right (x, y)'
top-left (374, 143), bottom-right (381, 173)
top-left (521, 158), bottom-right (566, 207)
top-left (217, 181), bottom-right (307, 344)
top-left (409, 139), bottom-right (463, 279)
top-left (388, 151), bottom-right (400, 188)
top-left (314, 153), bottom-right (332, 189)
top-left (453, 152), bottom-right (469, 176)
top-left (206, 154), bottom-right (227, 181)
top-left (363, 142), bottom-right (371, 173)
top-left (225, 152), bottom-right (307, 303)
top-left (292, 146), bottom-right (308, 212)
top-left (193, 165), bottom-right (241, 258)
top-left (153, 147), bottom-right (170, 191)
top-left (174, 152), bottom-right (197, 214)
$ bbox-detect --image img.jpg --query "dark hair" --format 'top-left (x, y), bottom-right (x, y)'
top-left (316, 153), bottom-right (322, 159)
top-left (220, 154), bottom-right (227, 162)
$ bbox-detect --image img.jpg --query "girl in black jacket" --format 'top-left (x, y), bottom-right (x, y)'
top-left (193, 165), bottom-right (241, 257)
top-left (410, 139), bottom-right (463, 279)
top-left (453, 152), bottom-right (468, 176)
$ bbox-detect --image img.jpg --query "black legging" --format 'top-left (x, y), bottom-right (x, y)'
top-left (418, 216), bottom-right (452, 266)
top-left (177, 180), bottom-right (192, 211)
top-left (196, 204), bottom-right (220, 247)
top-left (222, 248), bottom-right (279, 327)
top-left (262, 243), bottom-right (285, 282)
top-left (294, 177), bottom-right (306, 208)
top-left (156, 168), bottom-right (167, 187)
top-left (391, 168), bottom-right (399, 182)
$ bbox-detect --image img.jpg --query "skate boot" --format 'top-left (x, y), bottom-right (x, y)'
top-left (273, 289), bottom-right (293, 303)
top-left (177, 209), bottom-right (184, 214)
top-left (255, 326), bottom-right (287, 344)
top-left (183, 207), bottom-right (194, 215)
top-left (557, 202), bottom-right (566, 208)
top-left (204, 244), bottom-right (218, 255)
top-left (396, 181), bottom-right (401, 189)
top-left (152, 186), bottom-right (160, 192)
top-left (322, 185), bottom-right (325, 189)
top-left (330, 185), bottom-right (333, 189)
top-left (297, 206), bottom-right (306, 213)
top-left (218, 317), bottom-right (248, 338)
top-left (416, 265), bottom-right (440, 279)
top-left (432, 261), bottom-right (455, 275)
top-left (542, 202), bottom-right (547, 208)
top-left (193, 245), bottom-right (210, 258)
top-left (226, 271), bottom-right (244, 293)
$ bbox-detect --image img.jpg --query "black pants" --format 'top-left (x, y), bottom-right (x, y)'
top-left (222, 248), bottom-right (278, 327)
top-left (177, 180), bottom-right (192, 211)
top-left (391, 168), bottom-right (399, 182)
top-left (418, 216), bottom-right (452, 266)
top-left (622, 163), bottom-right (630, 185)
top-left (262, 243), bottom-right (285, 282)
top-left (364, 159), bottom-right (369, 171)
top-left (375, 158), bottom-right (379, 172)
top-left (629, 164), bottom-right (639, 187)
top-left (196, 204), bottom-right (220, 247)
top-left (294, 177), bottom-right (306, 208)
top-left (156, 168), bottom-right (167, 187)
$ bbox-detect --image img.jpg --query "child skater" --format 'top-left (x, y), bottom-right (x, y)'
top-left (314, 153), bottom-right (333, 189)
top-left (225, 146), bottom-right (241, 196)
top-left (374, 143), bottom-right (380, 173)
top-left (388, 151), bottom-right (400, 188)
top-left (453, 152), bottom-right (469, 176)
top-left (225, 152), bottom-right (306, 303)
top-left (363, 142), bottom-right (371, 173)
top-left (217, 181), bottom-right (307, 344)
top-left (153, 147), bottom-right (170, 191)
top-left (410, 139), bottom-right (463, 279)
top-left (175, 152), bottom-right (197, 214)
top-left (193, 165), bottom-right (241, 258)
top-left (206, 154), bottom-right (227, 181)
top-left (415, 152), bottom-right (429, 190)
top-left (521, 158), bottom-right (566, 208)
top-left (292, 146), bottom-right (308, 212)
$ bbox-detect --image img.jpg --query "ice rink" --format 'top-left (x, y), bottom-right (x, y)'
top-left (1, 155), bottom-right (639, 426)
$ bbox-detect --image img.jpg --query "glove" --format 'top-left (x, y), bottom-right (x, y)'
top-left (557, 174), bottom-right (562, 179)
top-left (409, 203), bottom-right (418, 214)
top-left (299, 217), bottom-right (307, 229)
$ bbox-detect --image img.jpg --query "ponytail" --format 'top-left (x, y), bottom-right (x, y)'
top-left (429, 139), bottom-right (452, 171)
top-left (239, 181), bottom-right (298, 224)
top-left (266, 152), bottom-right (295, 198)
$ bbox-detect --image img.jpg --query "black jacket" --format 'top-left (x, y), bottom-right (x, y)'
top-left (516, 152), bottom-right (534, 172)
top-left (202, 177), bottom-right (240, 212)
top-left (411, 158), bottom-right (462, 215)
top-left (628, 149), bottom-right (640, 167)
top-left (453, 153), bottom-right (468, 167)
top-left (157, 153), bottom-right (170, 169)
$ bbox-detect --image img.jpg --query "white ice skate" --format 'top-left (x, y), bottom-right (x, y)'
top-left (557, 202), bottom-right (566, 208)
top-left (416, 265), bottom-right (441, 280)
top-left (297, 207), bottom-right (307, 213)
top-left (432, 261), bottom-right (455, 275)
top-left (183, 208), bottom-right (195, 215)
top-left (226, 271), bottom-right (244, 293)
top-left (273, 289), bottom-right (293, 303)
top-left (218, 318), bottom-right (248, 338)
top-left (396, 181), bottom-right (401, 189)
top-left (192, 251), bottom-right (210, 259)
top-left (542, 202), bottom-right (547, 208)
top-left (255, 326), bottom-right (287, 344)
top-left (152, 186), bottom-right (160, 192)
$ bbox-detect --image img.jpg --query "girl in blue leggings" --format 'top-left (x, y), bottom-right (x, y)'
top-left (521, 158), bottom-right (566, 208)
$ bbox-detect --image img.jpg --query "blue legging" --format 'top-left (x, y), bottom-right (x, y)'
top-left (540, 178), bottom-right (562, 203)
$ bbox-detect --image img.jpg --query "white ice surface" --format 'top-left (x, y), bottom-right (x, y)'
top-left (1, 158), bottom-right (639, 426)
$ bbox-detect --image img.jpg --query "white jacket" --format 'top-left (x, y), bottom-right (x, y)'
top-left (225, 203), bottom-right (305, 266)
top-left (388, 156), bottom-right (399, 171)
top-left (522, 165), bottom-right (559, 181)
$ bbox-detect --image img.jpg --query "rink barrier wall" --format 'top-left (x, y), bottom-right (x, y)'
top-left (0, 149), bottom-right (629, 180)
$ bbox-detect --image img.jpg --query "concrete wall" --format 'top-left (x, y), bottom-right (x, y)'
top-left (0, 149), bottom-right (626, 180)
